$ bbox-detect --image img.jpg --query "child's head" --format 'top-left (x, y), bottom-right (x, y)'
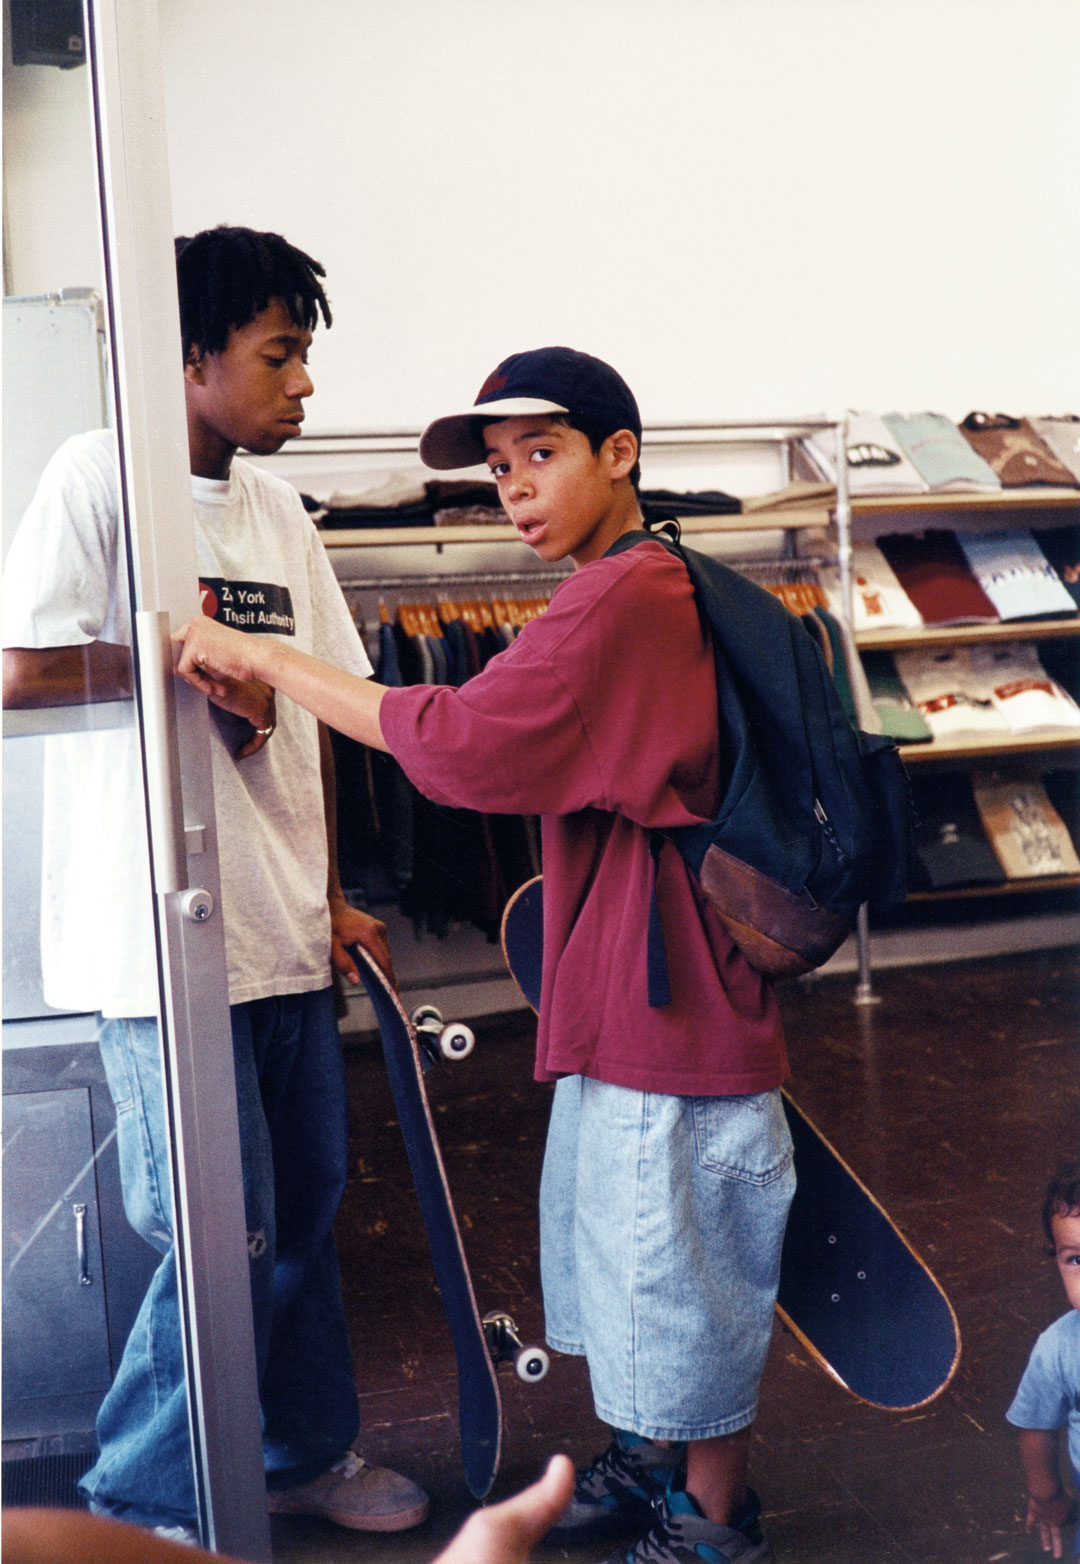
top-left (174, 225), bottom-right (332, 363)
top-left (1042, 1161), bottom-right (1080, 1312)
top-left (419, 346), bottom-right (642, 491)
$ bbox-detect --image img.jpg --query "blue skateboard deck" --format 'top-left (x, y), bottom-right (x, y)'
top-left (499, 876), bottom-right (960, 1411)
top-left (351, 944), bottom-right (501, 1497)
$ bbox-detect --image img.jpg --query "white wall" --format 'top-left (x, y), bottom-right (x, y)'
top-left (5, 0), bottom-right (1079, 433)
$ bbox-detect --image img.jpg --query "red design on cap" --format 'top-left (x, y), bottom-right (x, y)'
top-left (475, 368), bottom-right (508, 401)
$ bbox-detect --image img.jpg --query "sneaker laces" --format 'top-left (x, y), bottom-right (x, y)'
top-left (576, 1438), bottom-right (644, 1500)
top-left (632, 1509), bottom-right (690, 1564)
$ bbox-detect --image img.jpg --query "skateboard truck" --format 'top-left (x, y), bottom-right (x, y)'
top-left (482, 1311), bottom-right (550, 1384)
top-left (410, 1004), bottom-right (476, 1068)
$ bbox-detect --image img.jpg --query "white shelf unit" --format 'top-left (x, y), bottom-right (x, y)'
top-left (833, 485), bottom-right (1080, 999)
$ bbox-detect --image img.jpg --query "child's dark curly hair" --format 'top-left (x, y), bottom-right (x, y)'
top-left (1042, 1160), bottom-right (1080, 1252)
top-left (174, 225), bottom-right (331, 361)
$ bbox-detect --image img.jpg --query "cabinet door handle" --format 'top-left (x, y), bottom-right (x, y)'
top-left (73, 1202), bottom-right (92, 1286)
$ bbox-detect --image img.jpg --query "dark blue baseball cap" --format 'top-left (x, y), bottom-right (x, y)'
top-left (419, 345), bottom-right (642, 470)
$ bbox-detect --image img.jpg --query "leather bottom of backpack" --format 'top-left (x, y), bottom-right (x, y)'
top-left (698, 844), bottom-right (852, 979)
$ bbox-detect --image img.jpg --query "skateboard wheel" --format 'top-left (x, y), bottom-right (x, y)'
top-left (514, 1345), bottom-right (549, 1383)
top-left (439, 1023), bottom-right (475, 1061)
top-left (411, 1004), bottom-right (443, 1029)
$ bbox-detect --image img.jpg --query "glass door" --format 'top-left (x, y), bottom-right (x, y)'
top-left (3, 0), bottom-right (269, 1555)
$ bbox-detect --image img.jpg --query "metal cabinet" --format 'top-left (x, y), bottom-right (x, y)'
top-left (2, 1041), bottom-right (156, 1447)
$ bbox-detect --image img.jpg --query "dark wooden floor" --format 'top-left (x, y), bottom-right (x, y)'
top-left (267, 948), bottom-right (1079, 1564)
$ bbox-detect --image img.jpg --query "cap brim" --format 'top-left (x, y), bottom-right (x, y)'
top-left (418, 397), bottom-right (570, 470)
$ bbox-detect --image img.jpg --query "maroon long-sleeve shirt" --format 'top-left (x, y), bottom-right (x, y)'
top-left (380, 539), bottom-right (788, 1096)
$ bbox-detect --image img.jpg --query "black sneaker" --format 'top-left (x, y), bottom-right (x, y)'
top-left (544, 1431), bottom-right (687, 1543)
top-left (602, 1480), bottom-right (773, 1564)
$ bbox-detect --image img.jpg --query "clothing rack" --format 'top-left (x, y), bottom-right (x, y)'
top-left (336, 568), bottom-right (571, 594)
top-left (336, 554), bottom-right (827, 597)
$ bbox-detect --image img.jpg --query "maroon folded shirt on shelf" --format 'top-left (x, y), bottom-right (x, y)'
top-left (876, 529), bottom-right (1000, 625)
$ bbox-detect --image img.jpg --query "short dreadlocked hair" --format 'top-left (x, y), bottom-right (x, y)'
top-left (174, 225), bottom-right (332, 361)
top-left (1042, 1160), bottom-right (1080, 1252)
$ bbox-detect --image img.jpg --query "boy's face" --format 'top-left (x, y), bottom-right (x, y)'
top-left (1051, 1207), bottom-right (1080, 1311)
top-left (483, 415), bottom-right (637, 569)
top-left (184, 297), bottom-right (314, 477)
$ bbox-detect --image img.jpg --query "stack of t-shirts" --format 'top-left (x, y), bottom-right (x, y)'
top-left (907, 773), bottom-right (1007, 889)
top-left (640, 488), bottom-right (741, 520)
top-left (958, 413), bottom-right (1079, 488)
top-left (1032, 525), bottom-right (1080, 609)
top-left (1030, 417), bottom-right (1080, 484)
top-left (433, 505), bottom-right (507, 526)
top-left (876, 530), bottom-right (999, 624)
top-left (802, 413), bottom-right (930, 496)
top-left (967, 642), bottom-right (1080, 734)
top-left (882, 412), bottom-right (1001, 492)
top-left (319, 470), bottom-right (432, 528)
top-left (892, 647), bottom-right (1009, 740)
top-left (820, 541), bottom-right (924, 632)
top-left (320, 477), bottom-right (506, 529)
top-left (970, 772), bottom-right (1080, 878)
top-left (956, 530), bottom-right (1077, 621)
top-left (861, 651), bottom-right (933, 743)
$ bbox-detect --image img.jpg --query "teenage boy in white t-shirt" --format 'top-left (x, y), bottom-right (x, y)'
top-left (2, 226), bottom-right (428, 1542)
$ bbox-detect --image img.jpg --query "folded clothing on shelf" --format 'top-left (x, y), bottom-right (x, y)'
top-left (802, 412), bottom-right (930, 496)
top-left (970, 771), bottom-right (1080, 878)
top-left (892, 646), bottom-right (1010, 739)
top-left (820, 541), bottom-right (925, 632)
top-left (861, 651), bottom-right (933, 743)
top-left (1030, 417), bottom-right (1080, 485)
top-left (1032, 524), bottom-right (1080, 609)
top-left (908, 773), bottom-right (1007, 889)
top-left (882, 412), bottom-right (1002, 493)
top-left (959, 413), bottom-right (1080, 488)
top-left (968, 642), bottom-right (1080, 733)
top-left (893, 643), bottom-right (1080, 739)
top-left (877, 529), bottom-right (1000, 625)
top-left (956, 529), bottom-right (1077, 620)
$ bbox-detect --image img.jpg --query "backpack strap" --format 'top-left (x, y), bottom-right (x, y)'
top-left (646, 833), bottom-right (673, 1009)
top-left (604, 519), bottom-right (690, 1008)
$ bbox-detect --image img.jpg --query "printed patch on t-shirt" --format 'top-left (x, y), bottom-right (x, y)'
top-left (199, 578), bottom-right (295, 636)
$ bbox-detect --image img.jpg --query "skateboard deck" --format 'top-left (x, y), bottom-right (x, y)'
top-left (499, 876), bottom-right (960, 1411)
top-left (351, 943), bottom-right (501, 1497)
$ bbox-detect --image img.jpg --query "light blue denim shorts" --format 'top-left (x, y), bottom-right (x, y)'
top-left (539, 1075), bottom-right (795, 1441)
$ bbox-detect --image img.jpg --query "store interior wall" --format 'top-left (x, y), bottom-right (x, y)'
top-left (3, 0), bottom-right (1078, 435)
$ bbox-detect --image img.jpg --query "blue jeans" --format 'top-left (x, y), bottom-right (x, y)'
top-left (540, 1075), bottom-right (795, 1440)
top-left (79, 988), bottom-right (359, 1530)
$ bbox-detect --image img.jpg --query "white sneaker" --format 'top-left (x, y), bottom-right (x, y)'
top-left (151, 1522), bottom-right (199, 1547)
top-left (267, 1449), bottom-right (430, 1532)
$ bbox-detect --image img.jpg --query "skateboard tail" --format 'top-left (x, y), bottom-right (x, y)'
top-left (778, 1094), bottom-right (961, 1411)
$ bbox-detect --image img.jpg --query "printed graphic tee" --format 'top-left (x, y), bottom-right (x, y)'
top-left (3, 430), bottom-right (371, 1015)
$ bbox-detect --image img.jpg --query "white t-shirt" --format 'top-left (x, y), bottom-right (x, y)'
top-left (3, 429), bottom-right (372, 1016)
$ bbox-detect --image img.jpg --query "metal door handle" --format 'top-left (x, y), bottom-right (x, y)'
top-left (74, 1202), bottom-right (92, 1286)
top-left (134, 609), bottom-right (186, 894)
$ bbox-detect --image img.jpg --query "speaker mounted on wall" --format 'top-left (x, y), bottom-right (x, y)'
top-left (10, 0), bottom-right (85, 68)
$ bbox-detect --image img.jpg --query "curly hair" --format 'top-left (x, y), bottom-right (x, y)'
top-left (1042, 1160), bottom-right (1080, 1251)
top-left (174, 225), bottom-right (331, 360)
